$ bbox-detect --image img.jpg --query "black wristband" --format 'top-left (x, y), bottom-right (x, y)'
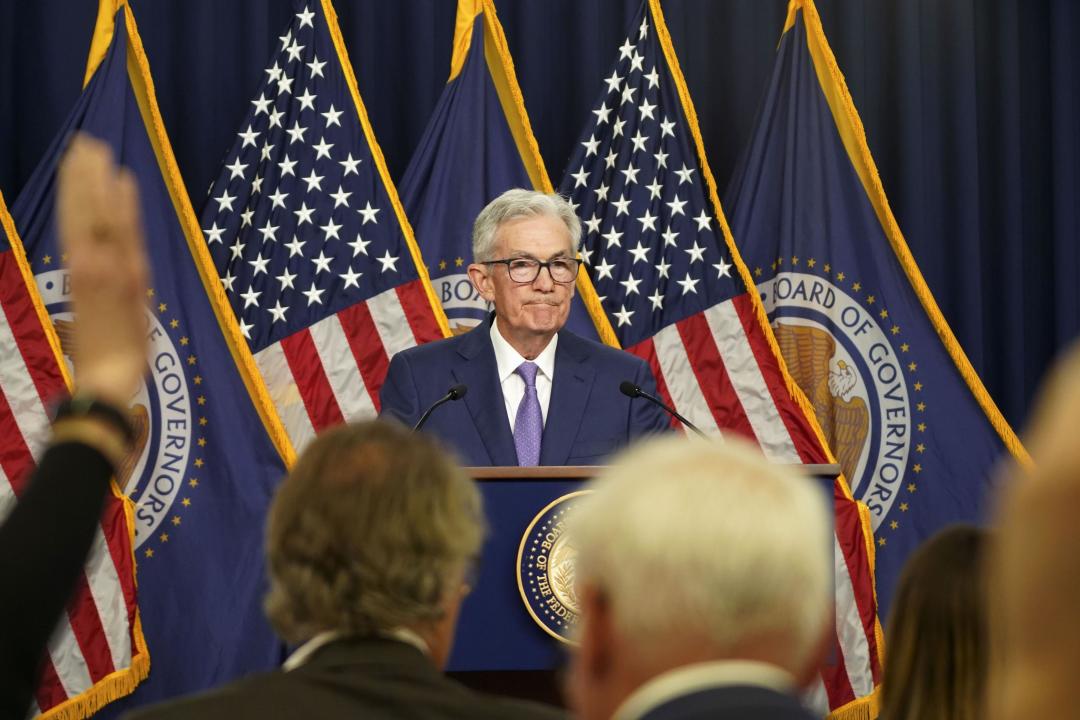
top-left (52, 394), bottom-right (136, 446)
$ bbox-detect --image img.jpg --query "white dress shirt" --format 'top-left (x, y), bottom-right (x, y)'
top-left (612, 659), bottom-right (796, 720)
top-left (282, 628), bottom-right (430, 671)
top-left (489, 318), bottom-right (557, 432)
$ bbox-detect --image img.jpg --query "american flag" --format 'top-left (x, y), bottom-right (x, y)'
top-left (200, 0), bottom-right (446, 451)
top-left (557, 1), bottom-right (881, 714)
top-left (0, 192), bottom-right (144, 717)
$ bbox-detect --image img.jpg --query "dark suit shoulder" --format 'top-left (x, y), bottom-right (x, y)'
top-left (640, 685), bottom-right (816, 720)
top-left (557, 329), bottom-right (648, 369)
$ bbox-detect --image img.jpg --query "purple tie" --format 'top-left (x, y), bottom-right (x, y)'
top-left (514, 361), bottom-right (542, 466)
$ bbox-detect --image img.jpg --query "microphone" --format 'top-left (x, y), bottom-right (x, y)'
top-left (619, 381), bottom-right (708, 439)
top-left (413, 384), bottom-right (468, 432)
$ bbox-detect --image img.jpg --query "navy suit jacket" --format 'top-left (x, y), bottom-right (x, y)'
top-left (379, 317), bottom-right (670, 465)
top-left (638, 685), bottom-right (817, 720)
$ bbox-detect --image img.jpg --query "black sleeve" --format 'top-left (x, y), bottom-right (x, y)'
top-left (0, 441), bottom-right (115, 717)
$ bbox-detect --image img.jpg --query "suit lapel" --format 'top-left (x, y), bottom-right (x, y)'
top-left (453, 321), bottom-right (518, 466)
top-left (540, 332), bottom-right (595, 465)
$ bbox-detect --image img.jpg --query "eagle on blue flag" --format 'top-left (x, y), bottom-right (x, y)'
top-left (724, 0), bottom-right (1030, 616)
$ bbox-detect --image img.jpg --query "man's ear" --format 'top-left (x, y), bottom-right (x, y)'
top-left (467, 263), bottom-right (496, 303)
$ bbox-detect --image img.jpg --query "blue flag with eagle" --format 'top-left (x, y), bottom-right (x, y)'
top-left (398, 0), bottom-right (609, 342)
top-left (12, 1), bottom-right (293, 710)
top-left (724, 0), bottom-right (1030, 616)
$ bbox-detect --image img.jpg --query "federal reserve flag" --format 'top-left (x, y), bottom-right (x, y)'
top-left (398, 0), bottom-right (607, 341)
top-left (724, 0), bottom-right (1029, 615)
top-left (12, 1), bottom-right (292, 709)
top-left (557, 1), bottom-right (882, 715)
top-left (1, 188), bottom-right (144, 719)
top-left (200, 0), bottom-right (448, 450)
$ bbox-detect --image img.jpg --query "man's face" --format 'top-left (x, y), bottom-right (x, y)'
top-left (468, 214), bottom-right (576, 343)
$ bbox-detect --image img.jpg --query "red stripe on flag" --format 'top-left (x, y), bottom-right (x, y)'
top-left (34, 653), bottom-right (68, 714)
top-left (64, 575), bottom-right (116, 682)
top-left (280, 329), bottom-right (344, 431)
top-left (100, 497), bottom-right (139, 636)
top-left (0, 384), bottom-right (34, 495)
top-left (336, 302), bottom-right (389, 413)
top-left (731, 293), bottom-right (825, 463)
top-left (625, 338), bottom-right (677, 430)
top-left (675, 312), bottom-right (757, 441)
top-left (0, 251), bottom-right (66, 408)
top-left (820, 621), bottom-right (857, 709)
top-left (396, 279), bottom-right (444, 344)
top-left (834, 493), bottom-right (884, 680)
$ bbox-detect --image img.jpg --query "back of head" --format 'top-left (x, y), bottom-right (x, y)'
top-left (263, 421), bottom-right (484, 646)
top-left (572, 435), bottom-right (832, 678)
top-left (882, 525), bottom-right (988, 720)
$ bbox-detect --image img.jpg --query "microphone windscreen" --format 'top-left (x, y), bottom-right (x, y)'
top-left (448, 384), bottom-right (468, 400)
top-left (619, 380), bottom-right (641, 398)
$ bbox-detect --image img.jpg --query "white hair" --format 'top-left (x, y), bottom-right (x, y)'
top-left (471, 188), bottom-right (582, 262)
top-left (571, 435), bottom-right (832, 670)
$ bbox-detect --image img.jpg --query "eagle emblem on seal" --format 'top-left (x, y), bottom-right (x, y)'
top-left (774, 323), bottom-right (869, 482)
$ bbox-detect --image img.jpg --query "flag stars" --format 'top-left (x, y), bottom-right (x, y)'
top-left (666, 195), bottom-right (687, 216)
top-left (339, 153), bottom-right (362, 175)
top-left (238, 124), bottom-right (259, 148)
top-left (653, 148), bottom-right (669, 169)
top-left (612, 195), bottom-right (632, 216)
top-left (296, 6), bottom-right (315, 27)
top-left (677, 273), bottom-right (700, 295)
top-left (296, 89), bottom-right (317, 112)
top-left (674, 164), bottom-right (695, 185)
top-left (377, 251), bottom-right (399, 273)
top-left (306, 54), bottom-right (326, 78)
top-left (330, 185), bottom-right (352, 208)
top-left (604, 70), bottom-right (623, 94)
top-left (628, 241), bottom-right (650, 264)
top-left (322, 104), bottom-right (343, 127)
top-left (204, 223), bottom-right (225, 244)
top-left (594, 257), bottom-right (616, 280)
top-left (660, 117), bottom-right (676, 137)
top-left (644, 66), bottom-right (659, 89)
top-left (582, 134), bottom-right (600, 157)
top-left (286, 121), bottom-right (307, 145)
top-left (601, 227), bottom-right (624, 248)
top-left (311, 251), bottom-right (333, 274)
top-left (636, 210), bottom-right (657, 232)
top-left (630, 130), bottom-right (648, 153)
top-left (240, 208), bottom-right (254, 227)
top-left (646, 179), bottom-right (663, 200)
top-left (358, 202), bottom-right (380, 225)
top-left (595, 183), bottom-right (610, 202)
top-left (312, 136), bottom-right (334, 160)
top-left (285, 38), bottom-right (305, 62)
top-left (584, 213), bottom-right (602, 235)
top-left (714, 256), bottom-right (733, 278)
top-left (302, 283), bottom-right (325, 306)
top-left (693, 210), bottom-right (712, 231)
top-left (294, 202), bottom-right (315, 225)
top-left (618, 38), bottom-right (636, 61)
top-left (340, 266), bottom-right (363, 289)
top-left (215, 189), bottom-right (236, 213)
top-left (251, 93), bottom-right (272, 115)
top-left (638, 98), bottom-right (656, 121)
top-left (268, 189), bottom-right (288, 210)
top-left (620, 164), bottom-right (640, 185)
top-left (321, 218), bottom-right (342, 241)
top-left (655, 258), bottom-right (671, 279)
top-left (258, 220), bottom-right (279, 243)
top-left (240, 288), bottom-right (261, 308)
top-left (302, 169), bottom-right (324, 192)
top-left (593, 102), bottom-right (612, 125)
top-left (629, 50), bottom-right (645, 72)
top-left (268, 300), bottom-right (289, 323)
top-left (685, 241), bottom-right (706, 263)
top-left (275, 73), bottom-right (294, 96)
top-left (648, 289), bottom-right (664, 311)
top-left (620, 83), bottom-right (637, 105)
top-left (613, 305), bottom-right (635, 327)
top-left (229, 239), bottom-right (246, 260)
top-left (605, 148), bottom-right (619, 169)
top-left (572, 166), bottom-right (590, 188)
top-left (226, 157), bottom-right (247, 180)
top-left (620, 273), bottom-right (643, 296)
top-left (277, 267), bottom-right (297, 289)
top-left (278, 154), bottom-right (297, 177)
top-left (347, 234), bottom-right (371, 257)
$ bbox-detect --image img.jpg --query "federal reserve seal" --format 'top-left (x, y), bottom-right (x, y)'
top-left (757, 261), bottom-right (929, 543)
top-left (517, 491), bottom-right (590, 644)
top-left (37, 267), bottom-right (201, 555)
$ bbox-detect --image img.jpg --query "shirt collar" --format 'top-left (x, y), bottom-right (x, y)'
top-left (612, 660), bottom-right (796, 720)
top-left (282, 627), bottom-right (431, 672)
top-left (490, 317), bottom-right (558, 383)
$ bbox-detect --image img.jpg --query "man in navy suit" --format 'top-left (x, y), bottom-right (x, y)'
top-left (566, 436), bottom-right (833, 720)
top-left (380, 189), bottom-right (669, 466)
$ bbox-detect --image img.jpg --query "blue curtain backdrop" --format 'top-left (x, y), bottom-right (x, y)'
top-left (1, 0), bottom-right (1077, 429)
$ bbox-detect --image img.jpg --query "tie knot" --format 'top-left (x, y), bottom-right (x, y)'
top-left (516, 361), bottom-right (539, 387)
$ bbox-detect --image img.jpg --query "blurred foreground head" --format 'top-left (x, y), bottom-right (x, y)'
top-left (568, 435), bottom-right (832, 720)
top-left (263, 421), bottom-right (484, 668)
top-left (883, 525), bottom-right (989, 720)
top-left (991, 342), bottom-right (1080, 720)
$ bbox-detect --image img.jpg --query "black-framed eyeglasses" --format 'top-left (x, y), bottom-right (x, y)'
top-left (485, 257), bottom-right (581, 284)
